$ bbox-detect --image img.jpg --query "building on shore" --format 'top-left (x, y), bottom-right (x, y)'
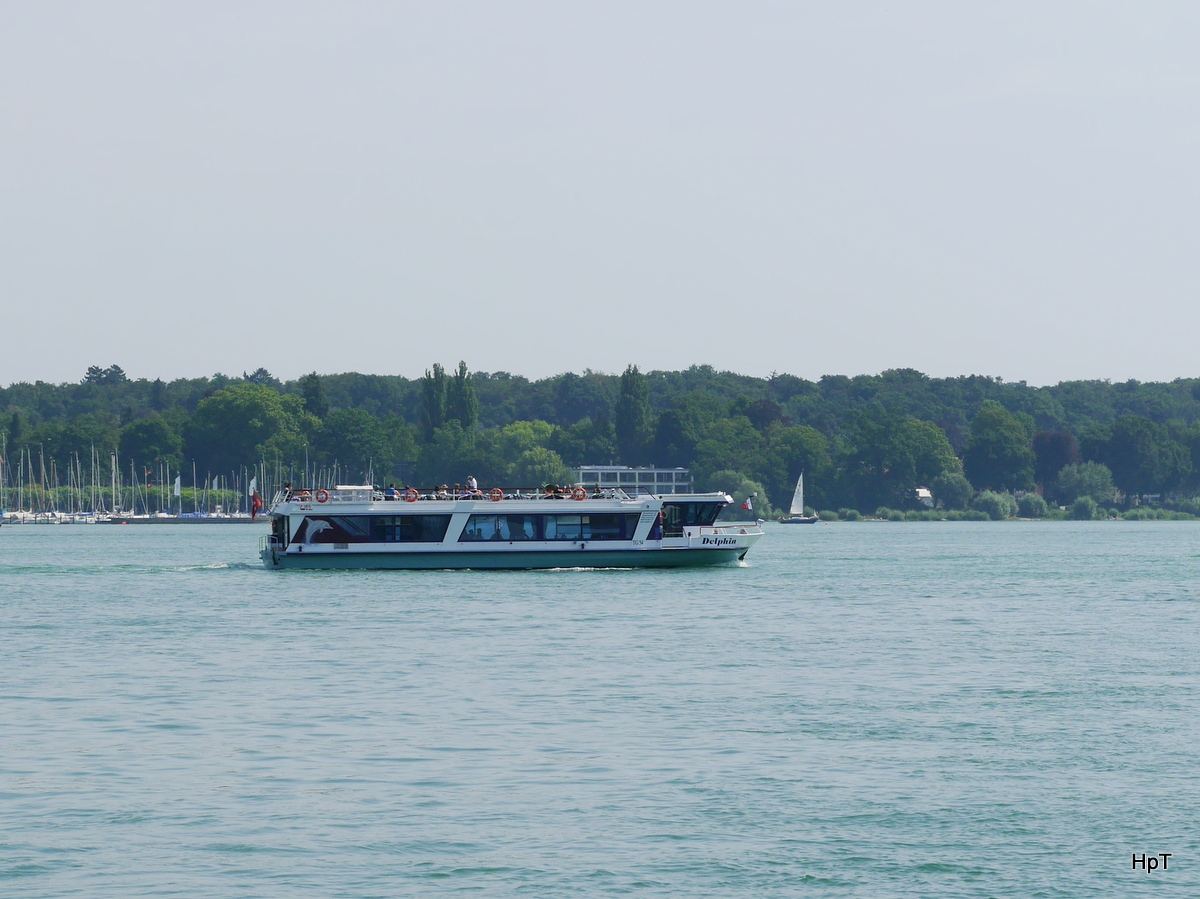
top-left (572, 465), bottom-right (693, 495)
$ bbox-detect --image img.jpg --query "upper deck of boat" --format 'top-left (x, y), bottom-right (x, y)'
top-left (270, 485), bottom-right (731, 514)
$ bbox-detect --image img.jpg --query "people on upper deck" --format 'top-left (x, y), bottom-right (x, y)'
top-left (592, 484), bottom-right (604, 498)
top-left (436, 484), bottom-right (450, 500)
top-left (384, 483), bottom-right (397, 500)
top-left (466, 475), bottom-right (478, 492)
top-left (283, 482), bottom-right (293, 500)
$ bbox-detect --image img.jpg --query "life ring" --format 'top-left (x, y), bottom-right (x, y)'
top-left (404, 488), bottom-right (418, 503)
top-left (315, 489), bottom-right (330, 503)
top-left (489, 487), bottom-right (504, 502)
top-left (572, 487), bottom-right (587, 501)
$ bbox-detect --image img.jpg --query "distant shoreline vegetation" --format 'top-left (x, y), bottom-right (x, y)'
top-left (3, 364), bottom-right (1200, 521)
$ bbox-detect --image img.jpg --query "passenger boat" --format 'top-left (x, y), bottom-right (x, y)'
top-left (259, 485), bottom-right (764, 570)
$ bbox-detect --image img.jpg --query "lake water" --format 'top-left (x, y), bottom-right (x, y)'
top-left (2, 521), bottom-right (1197, 897)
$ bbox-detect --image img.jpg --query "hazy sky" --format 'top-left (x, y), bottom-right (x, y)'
top-left (2, 2), bottom-right (1197, 387)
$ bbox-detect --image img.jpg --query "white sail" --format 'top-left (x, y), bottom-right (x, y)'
top-left (789, 472), bottom-right (805, 516)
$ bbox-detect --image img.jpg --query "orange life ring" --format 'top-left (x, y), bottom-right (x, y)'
top-left (489, 487), bottom-right (504, 502)
top-left (315, 489), bottom-right (330, 503)
top-left (404, 488), bottom-right (418, 503)
top-left (572, 487), bottom-right (587, 501)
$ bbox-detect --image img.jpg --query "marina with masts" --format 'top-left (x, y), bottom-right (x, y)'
top-left (0, 446), bottom-right (328, 525)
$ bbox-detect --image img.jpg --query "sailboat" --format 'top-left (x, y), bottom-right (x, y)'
top-left (780, 471), bottom-right (818, 524)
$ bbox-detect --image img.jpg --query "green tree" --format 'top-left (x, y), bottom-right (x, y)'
top-left (970, 490), bottom-right (1018, 520)
top-left (963, 403), bottom-right (1035, 491)
top-left (243, 368), bottom-right (280, 388)
top-left (1017, 493), bottom-right (1049, 518)
top-left (615, 364), bottom-right (654, 465)
top-left (298, 372), bottom-right (329, 419)
top-left (840, 409), bottom-right (959, 511)
top-left (692, 417), bottom-right (765, 486)
top-left (472, 420), bottom-right (559, 484)
top-left (761, 424), bottom-right (831, 510)
top-left (1053, 462), bottom-right (1115, 505)
top-left (33, 415), bottom-right (120, 472)
top-left (1069, 496), bottom-right (1100, 520)
top-left (552, 371), bottom-right (615, 424)
top-left (186, 384), bottom-right (303, 473)
top-left (257, 395), bottom-right (319, 464)
top-left (7, 411), bottom-right (24, 451)
top-left (902, 419), bottom-right (962, 485)
top-left (931, 470), bottom-right (972, 510)
top-left (1032, 430), bottom-right (1080, 488)
top-left (1169, 421), bottom-right (1200, 496)
top-left (312, 409), bottom-right (396, 480)
top-left (513, 447), bottom-right (571, 486)
top-left (1104, 415), bottom-right (1191, 500)
top-left (149, 378), bottom-right (167, 411)
top-left (420, 364), bottom-right (447, 441)
top-left (415, 421), bottom-right (476, 486)
top-left (445, 361), bottom-right (479, 431)
top-left (652, 392), bottom-right (721, 464)
top-left (119, 414), bottom-right (184, 469)
top-left (83, 364), bottom-right (128, 386)
top-left (552, 416), bottom-right (618, 466)
top-left (383, 415), bottom-right (419, 473)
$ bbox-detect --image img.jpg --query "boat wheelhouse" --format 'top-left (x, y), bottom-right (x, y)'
top-left (259, 485), bottom-right (763, 570)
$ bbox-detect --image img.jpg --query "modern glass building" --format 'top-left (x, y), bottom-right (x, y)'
top-left (572, 465), bottom-right (694, 495)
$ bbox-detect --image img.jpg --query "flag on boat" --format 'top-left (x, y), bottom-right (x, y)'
top-left (173, 475), bottom-right (182, 497)
top-left (251, 490), bottom-right (263, 520)
top-left (742, 496), bottom-right (753, 511)
top-left (248, 477), bottom-right (257, 496)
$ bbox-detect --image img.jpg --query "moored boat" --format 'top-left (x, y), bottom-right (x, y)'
top-left (259, 485), bottom-right (763, 570)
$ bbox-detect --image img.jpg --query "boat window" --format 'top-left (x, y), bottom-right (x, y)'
top-left (460, 514), bottom-right (540, 542)
top-left (619, 472), bottom-right (637, 484)
top-left (457, 514), bottom-right (643, 542)
top-left (544, 513), bottom-right (640, 541)
top-left (293, 515), bottom-right (375, 544)
top-left (601, 472), bottom-right (619, 484)
top-left (547, 514), bottom-right (582, 540)
top-left (660, 502), bottom-right (723, 537)
top-left (373, 515), bottom-right (451, 542)
top-left (584, 513), bottom-right (640, 540)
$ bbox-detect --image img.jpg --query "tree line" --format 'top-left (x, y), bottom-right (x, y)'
top-left (5, 363), bottom-right (1200, 517)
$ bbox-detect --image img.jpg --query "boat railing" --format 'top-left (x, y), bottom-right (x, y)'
top-left (272, 486), bottom-right (735, 506)
top-left (277, 485), bottom-right (639, 504)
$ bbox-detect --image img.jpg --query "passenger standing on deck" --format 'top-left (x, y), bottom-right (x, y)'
top-left (466, 475), bottom-right (478, 492)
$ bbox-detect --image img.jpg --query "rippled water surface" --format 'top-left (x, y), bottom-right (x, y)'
top-left (2, 521), bottom-right (1198, 897)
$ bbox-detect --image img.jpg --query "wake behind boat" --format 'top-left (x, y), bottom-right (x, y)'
top-left (259, 485), bottom-right (763, 570)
